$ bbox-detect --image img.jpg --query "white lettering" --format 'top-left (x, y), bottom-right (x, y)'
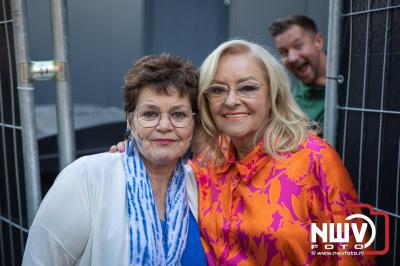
top-left (354, 244), bottom-right (364, 249)
top-left (345, 213), bottom-right (376, 248)
top-left (351, 223), bottom-right (368, 243)
top-left (311, 213), bottom-right (377, 250)
top-left (311, 223), bottom-right (327, 243)
top-left (325, 244), bottom-right (334, 250)
top-left (329, 223), bottom-right (350, 243)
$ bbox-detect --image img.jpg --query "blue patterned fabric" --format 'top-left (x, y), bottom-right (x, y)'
top-left (123, 138), bottom-right (189, 265)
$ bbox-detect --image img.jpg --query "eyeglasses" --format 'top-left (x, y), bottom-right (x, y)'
top-left (205, 81), bottom-right (264, 102)
top-left (131, 105), bottom-right (195, 128)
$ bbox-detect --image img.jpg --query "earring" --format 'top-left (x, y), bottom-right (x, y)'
top-left (125, 128), bottom-right (131, 136)
top-left (125, 128), bottom-right (134, 156)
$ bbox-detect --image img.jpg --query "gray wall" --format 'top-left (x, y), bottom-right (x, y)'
top-left (229, 0), bottom-right (329, 53)
top-left (26, 0), bottom-right (145, 107)
top-left (144, 0), bottom-right (228, 66)
top-left (26, 0), bottom-right (329, 108)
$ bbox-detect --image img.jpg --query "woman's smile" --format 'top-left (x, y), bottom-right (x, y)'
top-left (152, 138), bottom-right (177, 145)
top-left (222, 112), bottom-right (250, 120)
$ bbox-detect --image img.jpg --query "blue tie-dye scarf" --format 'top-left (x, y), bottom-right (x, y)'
top-left (123, 138), bottom-right (189, 265)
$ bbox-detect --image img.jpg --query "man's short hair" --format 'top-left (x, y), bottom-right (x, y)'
top-left (269, 15), bottom-right (318, 37)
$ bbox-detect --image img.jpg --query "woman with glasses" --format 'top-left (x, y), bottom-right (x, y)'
top-left (22, 54), bottom-right (206, 266)
top-left (191, 39), bottom-right (372, 265)
top-left (111, 41), bottom-right (372, 265)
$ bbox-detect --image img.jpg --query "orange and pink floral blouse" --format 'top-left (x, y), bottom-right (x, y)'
top-left (190, 134), bottom-right (374, 266)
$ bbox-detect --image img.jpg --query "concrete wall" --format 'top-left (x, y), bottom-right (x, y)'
top-left (26, 0), bottom-right (145, 107)
top-left (229, 0), bottom-right (329, 56)
top-left (144, 0), bottom-right (228, 67)
top-left (26, 0), bottom-right (329, 107)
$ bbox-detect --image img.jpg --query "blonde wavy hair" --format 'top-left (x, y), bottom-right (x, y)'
top-left (194, 39), bottom-right (316, 163)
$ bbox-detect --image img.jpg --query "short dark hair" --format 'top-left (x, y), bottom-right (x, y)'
top-left (123, 54), bottom-right (199, 115)
top-left (268, 15), bottom-right (318, 37)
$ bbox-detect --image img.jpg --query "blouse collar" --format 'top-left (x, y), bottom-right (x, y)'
top-left (215, 138), bottom-right (271, 183)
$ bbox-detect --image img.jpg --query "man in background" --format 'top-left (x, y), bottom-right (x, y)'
top-left (269, 15), bottom-right (326, 128)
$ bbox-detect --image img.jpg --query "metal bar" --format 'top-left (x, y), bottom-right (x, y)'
top-left (0, 18), bottom-right (13, 24)
top-left (0, 212), bottom-right (4, 266)
top-left (394, 217), bottom-right (398, 266)
top-left (50, 0), bottom-right (76, 168)
top-left (375, 0), bottom-right (391, 226)
top-left (0, 218), bottom-right (4, 266)
top-left (324, 0), bottom-right (343, 146)
top-left (0, 0), bottom-right (6, 253)
top-left (370, 207), bottom-right (400, 220)
top-left (0, 73), bottom-right (15, 266)
top-left (4, 0), bottom-right (26, 251)
top-left (17, 92), bottom-right (42, 225)
top-left (12, 96), bottom-right (26, 253)
top-left (342, 4), bottom-right (400, 17)
top-left (11, 0), bottom-right (42, 226)
top-left (358, 0), bottom-right (371, 200)
top-left (337, 106), bottom-right (400, 115)
top-left (394, 138), bottom-right (400, 265)
top-left (0, 123), bottom-right (22, 129)
top-left (0, 217), bottom-right (29, 233)
top-left (341, 0), bottom-right (353, 161)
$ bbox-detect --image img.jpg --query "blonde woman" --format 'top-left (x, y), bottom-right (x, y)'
top-left (191, 39), bottom-right (372, 265)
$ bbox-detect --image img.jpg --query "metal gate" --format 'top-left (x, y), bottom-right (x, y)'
top-left (1, 0), bottom-right (74, 264)
top-left (0, 0), bottom-right (29, 265)
top-left (330, 0), bottom-right (400, 264)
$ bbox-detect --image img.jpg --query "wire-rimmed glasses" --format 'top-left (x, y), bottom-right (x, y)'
top-left (205, 80), bottom-right (264, 102)
top-left (130, 105), bottom-right (195, 128)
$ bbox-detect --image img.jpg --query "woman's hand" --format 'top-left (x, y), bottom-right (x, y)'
top-left (109, 141), bottom-right (126, 153)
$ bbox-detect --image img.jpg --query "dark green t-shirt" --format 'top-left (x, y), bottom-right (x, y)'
top-left (293, 81), bottom-right (325, 125)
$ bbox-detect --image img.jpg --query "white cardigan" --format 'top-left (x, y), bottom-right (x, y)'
top-left (22, 152), bottom-right (198, 266)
